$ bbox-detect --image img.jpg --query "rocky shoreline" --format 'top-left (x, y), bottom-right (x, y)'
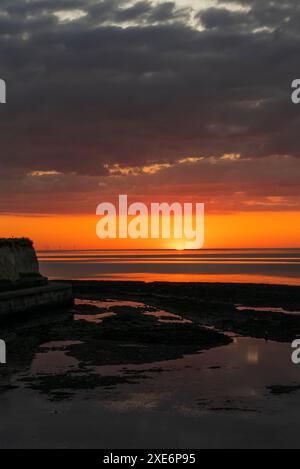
top-left (0, 280), bottom-right (300, 401)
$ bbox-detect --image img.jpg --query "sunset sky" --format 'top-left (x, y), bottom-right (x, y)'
top-left (0, 0), bottom-right (300, 249)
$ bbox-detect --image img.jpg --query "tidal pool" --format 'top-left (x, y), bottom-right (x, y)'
top-left (1, 296), bottom-right (300, 449)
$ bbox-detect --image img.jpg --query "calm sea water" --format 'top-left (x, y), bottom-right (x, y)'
top-left (38, 249), bottom-right (300, 286)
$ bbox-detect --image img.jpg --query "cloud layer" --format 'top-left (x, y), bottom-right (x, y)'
top-left (0, 0), bottom-right (299, 213)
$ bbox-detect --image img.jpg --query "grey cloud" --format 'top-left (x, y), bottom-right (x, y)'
top-left (0, 0), bottom-right (299, 203)
top-left (213, 0), bottom-right (300, 32)
top-left (198, 8), bottom-right (250, 31)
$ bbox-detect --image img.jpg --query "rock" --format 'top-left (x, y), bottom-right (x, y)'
top-left (0, 238), bottom-right (73, 318)
top-left (0, 238), bottom-right (45, 289)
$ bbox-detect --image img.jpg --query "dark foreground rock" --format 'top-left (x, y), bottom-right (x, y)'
top-left (0, 289), bottom-right (231, 400)
top-left (1, 280), bottom-right (300, 401)
top-left (69, 281), bottom-right (300, 342)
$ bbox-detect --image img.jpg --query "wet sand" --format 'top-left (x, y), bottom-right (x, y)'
top-left (1, 281), bottom-right (300, 449)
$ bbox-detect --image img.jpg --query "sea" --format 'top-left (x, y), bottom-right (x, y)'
top-left (38, 248), bottom-right (300, 286)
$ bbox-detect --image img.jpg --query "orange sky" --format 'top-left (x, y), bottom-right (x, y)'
top-left (1, 211), bottom-right (299, 250)
top-left (1, 0), bottom-right (300, 256)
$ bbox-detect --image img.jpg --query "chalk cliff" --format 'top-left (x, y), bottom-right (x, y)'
top-left (0, 238), bottom-right (73, 316)
top-left (0, 238), bottom-right (46, 289)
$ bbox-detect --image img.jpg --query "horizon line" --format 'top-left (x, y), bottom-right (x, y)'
top-left (37, 247), bottom-right (300, 252)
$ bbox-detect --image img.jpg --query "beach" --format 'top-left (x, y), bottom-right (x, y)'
top-left (1, 279), bottom-right (300, 449)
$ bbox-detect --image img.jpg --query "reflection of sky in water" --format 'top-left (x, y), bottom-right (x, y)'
top-left (27, 300), bottom-right (298, 415)
top-left (31, 341), bottom-right (82, 374)
top-left (75, 299), bottom-right (192, 324)
top-left (237, 305), bottom-right (300, 316)
top-left (39, 249), bottom-right (300, 286)
top-left (94, 337), bottom-right (293, 414)
top-left (75, 299), bottom-right (146, 308)
top-left (74, 312), bottom-right (116, 324)
top-left (29, 335), bottom-right (295, 415)
top-left (2, 298), bottom-right (300, 448)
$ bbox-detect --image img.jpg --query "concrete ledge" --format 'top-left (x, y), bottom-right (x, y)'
top-left (0, 282), bottom-right (73, 318)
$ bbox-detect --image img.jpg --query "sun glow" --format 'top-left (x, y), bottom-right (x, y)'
top-left (0, 211), bottom-right (299, 250)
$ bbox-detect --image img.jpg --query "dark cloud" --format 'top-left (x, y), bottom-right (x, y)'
top-left (0, 0), bottom-right (299, 212)
top-left (86, 0), bottom-right (190, 24)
